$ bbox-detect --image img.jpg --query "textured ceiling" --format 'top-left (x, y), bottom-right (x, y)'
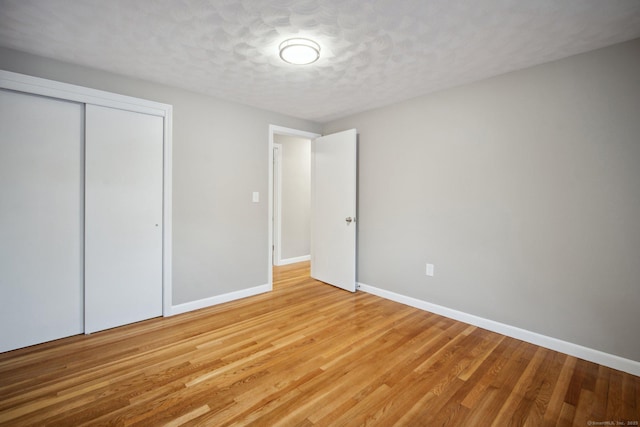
top-left (1, 0), bottom-right (640, 123)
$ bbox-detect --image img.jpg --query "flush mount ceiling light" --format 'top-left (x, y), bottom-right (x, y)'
top-left (279, 38), bottom-right (320, 65)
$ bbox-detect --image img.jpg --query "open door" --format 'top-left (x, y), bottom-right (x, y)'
top-left (311, 129), bottom-right (357, 292)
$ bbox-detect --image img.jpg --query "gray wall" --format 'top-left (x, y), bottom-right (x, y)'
top-left (0, 47), bottom-right (321, 305)
top-left (274, 135), bottom-right (311, 260)
top-left (324, 38), bottom-right (640, 362)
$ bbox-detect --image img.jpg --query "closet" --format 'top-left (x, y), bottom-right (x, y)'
top-left (0, 71), bottom-right (172, 352)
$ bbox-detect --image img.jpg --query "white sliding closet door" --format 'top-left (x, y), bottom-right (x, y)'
top-left (0, 89), bottom-right (84, 352)
top-left (85, 105), bottom-right (163, 333)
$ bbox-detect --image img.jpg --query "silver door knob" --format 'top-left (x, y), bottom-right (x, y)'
top-left (345, 217), bottom-right (353, 224)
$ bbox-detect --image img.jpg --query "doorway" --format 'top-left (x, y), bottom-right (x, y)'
top-left (268, 125), bottom-right (358, 292)
top-left (268, 125), bottom-right (320, 288)
top-left (273, 134), bottom-right (313, 266)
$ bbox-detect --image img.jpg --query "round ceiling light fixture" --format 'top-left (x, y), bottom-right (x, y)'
top-left (279, 38), bottom-right (320, 65)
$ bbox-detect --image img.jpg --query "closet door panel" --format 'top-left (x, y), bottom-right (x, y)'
top-left (0, 89), bottom-right (84, 352)
top-left (85, 105), bottom-right (163, 333)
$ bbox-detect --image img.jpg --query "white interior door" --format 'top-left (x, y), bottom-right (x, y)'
top-left (311, 129), bottom-right (357, 292)
top-left (0, 89), bottom-right (84, 352)
top-left (85, 105), bottom-right (163, 333)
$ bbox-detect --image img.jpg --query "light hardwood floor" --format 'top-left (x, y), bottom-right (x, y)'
top-left (0, 262), bottom-right (638, 426)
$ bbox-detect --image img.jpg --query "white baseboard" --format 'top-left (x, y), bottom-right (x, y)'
top-left (169, 283), bottom-right (271, 316)
top-left (277, 255), bottom-right (311, 266)
top-left (357, 282), bottom-right (640, 377)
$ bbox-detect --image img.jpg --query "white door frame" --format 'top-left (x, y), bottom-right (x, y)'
top-left (268, 125), bottom-right (320, 287)
top-left (0, 70), bottom-right (173, 317)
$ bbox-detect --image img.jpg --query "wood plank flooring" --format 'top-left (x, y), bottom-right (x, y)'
top-left (1, 262), bottom-right (638, 426)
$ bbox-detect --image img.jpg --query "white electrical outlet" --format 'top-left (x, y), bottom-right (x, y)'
top-left (252, 191), bottom-right (259, 203)
top-left (426, 263), bottom-right (434, 277)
